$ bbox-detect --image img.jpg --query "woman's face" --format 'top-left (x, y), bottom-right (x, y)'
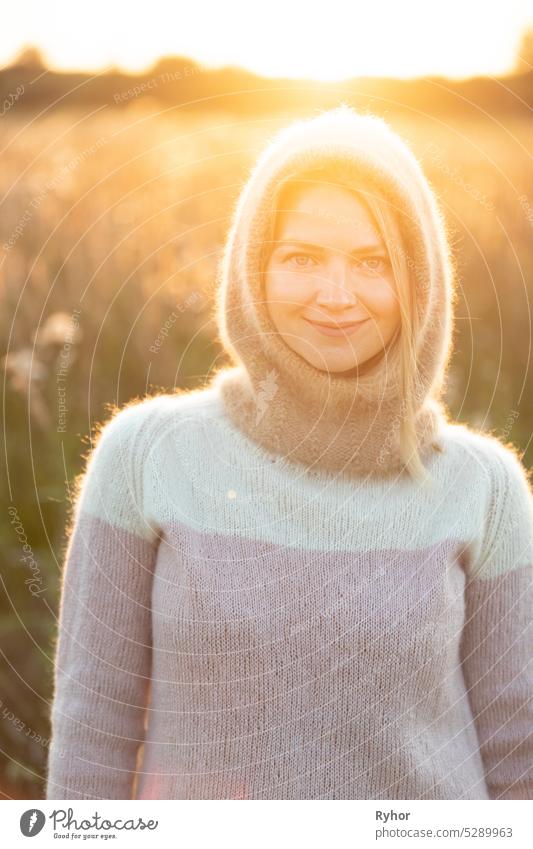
top-left (264, 182), bottom-right (401, 375)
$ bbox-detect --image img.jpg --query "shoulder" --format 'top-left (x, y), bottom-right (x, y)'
top-left (75, 386), bottom-right (220, 533)
top-left (438, 421), bottom-right (533, 579)
top-left (441, 422), bottom-right (533, 516)
top-left (438, 420), bottom-right (531, 489)
top-left (92, 385), bottom-right (220, 457)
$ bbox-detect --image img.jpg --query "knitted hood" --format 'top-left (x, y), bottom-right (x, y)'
top-left (210, 105), bottom-right (455, 479)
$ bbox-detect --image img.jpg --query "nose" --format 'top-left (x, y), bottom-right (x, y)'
top-left (314, 258), bottom-right (357, 308)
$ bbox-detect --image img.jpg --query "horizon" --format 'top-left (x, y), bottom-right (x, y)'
top-left (2, 0), bottom-right (533, 83)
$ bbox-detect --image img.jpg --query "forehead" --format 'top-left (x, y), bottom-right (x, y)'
top-left (272, 182), bottom-right (384, 251)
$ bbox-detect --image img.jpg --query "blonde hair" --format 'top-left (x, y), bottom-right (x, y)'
top-left (260, 165), bottom-right (430, 484)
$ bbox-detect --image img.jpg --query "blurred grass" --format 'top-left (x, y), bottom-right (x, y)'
top-left (1, 105), bottom-right (532, 797)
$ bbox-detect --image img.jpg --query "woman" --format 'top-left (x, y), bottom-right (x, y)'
top-left (46, 105), bottom-right (533, 800)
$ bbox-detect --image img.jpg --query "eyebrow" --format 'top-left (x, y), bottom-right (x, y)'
top-left (271, 239), bottom-right (387, 255)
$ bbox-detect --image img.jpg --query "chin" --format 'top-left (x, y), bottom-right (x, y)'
top-left (306, 358), bottom-right (360, 374)
top-left (307, 348), bottom-right (384, 375)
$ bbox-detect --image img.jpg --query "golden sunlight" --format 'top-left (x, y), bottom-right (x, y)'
top-left (1, 0), bottom-right (532, 80)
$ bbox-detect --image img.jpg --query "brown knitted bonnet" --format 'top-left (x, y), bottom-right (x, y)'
top-left (210, 105), bottom-right (455, 479)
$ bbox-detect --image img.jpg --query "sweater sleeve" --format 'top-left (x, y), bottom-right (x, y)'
top-left (460, 442), bottom-right (533, 800)
top-left (45, 403), bottom-right (160, 800)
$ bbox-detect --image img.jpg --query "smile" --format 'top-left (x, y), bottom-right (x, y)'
top-left (304, 318), bottom-right (369, 337)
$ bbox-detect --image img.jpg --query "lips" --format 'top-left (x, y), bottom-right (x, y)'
top-left (304, 317), bottom-right (369, 337)
top-left (308, 319), bottom-right (367, 329)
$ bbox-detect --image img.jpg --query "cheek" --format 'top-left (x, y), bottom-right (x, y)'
top-left (363, 278), bottom-right (399, 320)
top-left (264, 270), bottom-right (290, 331)
top-left (264, 268), bottom-right (311, 309)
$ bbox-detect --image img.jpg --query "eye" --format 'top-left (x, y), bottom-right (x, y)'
top-left (286, 252), bottom-right (317, 268)
top-left (356, 256), bottom-right (389, 274)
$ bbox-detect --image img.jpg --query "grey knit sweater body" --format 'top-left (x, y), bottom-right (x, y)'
top-left (45, 387), bottom-right (533, 800)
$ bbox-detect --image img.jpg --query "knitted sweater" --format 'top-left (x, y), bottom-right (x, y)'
top-left (45, 385), bottom-right (533, 800)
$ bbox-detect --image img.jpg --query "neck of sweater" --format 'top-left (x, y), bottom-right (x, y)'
top-left (211, 328), bottom-right (445, 480)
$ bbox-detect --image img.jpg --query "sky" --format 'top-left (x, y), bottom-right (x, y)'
top-left (2, 0), bottom-right (533, 81)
